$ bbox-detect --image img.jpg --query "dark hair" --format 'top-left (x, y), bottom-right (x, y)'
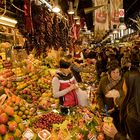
top-left (107, 60), bottom-right (120, 74)
top-left (86, 51), bottom-right (96, 59)
top-left (130, 52), bottom-right (140, 70)
top-left (65, 54), bottom-right (72, 60)
top-left (59, 59), bottom-right (71, 69)
top-left (74, 59), bottom-right (83, 64)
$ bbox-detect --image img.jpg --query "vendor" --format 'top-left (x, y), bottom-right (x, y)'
top-left (73, 43), bottom-right (84, 60)
top-left (52, 59), bottom-right (79, 108)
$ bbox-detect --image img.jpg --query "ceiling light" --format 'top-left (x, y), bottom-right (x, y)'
top-left (52, 6), bottom-right (61, 13)
top-left (68, 9), bottom-right (74, 15)
top-left (0, 16), bottom-right (17, 27)
top-left (68, 2), bottom-right (74, 15)
top-left (40, 0), bottom-right (67, 20)
top-left (74, 15), bottom-right (80, 20)
top-left (76, 19), bottom-right (80, 25)
top-left (0, 16), bottom-right (17, 24)
top-left (52, 0), bottom-right (61, 13)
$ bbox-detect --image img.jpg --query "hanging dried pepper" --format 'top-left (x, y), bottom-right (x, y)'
top-left (24, 0), bottom-right (34, 34)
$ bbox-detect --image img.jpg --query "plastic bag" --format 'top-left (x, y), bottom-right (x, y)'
top-left (76, 88), bottom-right (89, 106)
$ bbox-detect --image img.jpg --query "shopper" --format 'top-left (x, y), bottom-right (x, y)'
top-left (123, 46), bottom-right (140, 79)
top-left (121, 49), bottom-right (131, 74)
top-left (70, 59), bottom-right (83, 83)
top-left (96, 61), bottom-right (124, 131)
top-left (73, 42), bottom-right (84, 60)
top-left (103, 72), bottom-right (140, 140)
top-left (96, 51), bottom-right (107, 81)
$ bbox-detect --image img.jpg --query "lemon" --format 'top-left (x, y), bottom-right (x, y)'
top-left (20, 107), bottom-right (26, 112)
top-left (24, 110), bottom-right (29, 115)
top-left (18, 111), bottom-right (23, 117)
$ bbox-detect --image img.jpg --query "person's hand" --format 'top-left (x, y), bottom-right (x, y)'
top-left (108, 107), bottom-right (115, 114)
top-left (106, 89), bottom-right (120, 98)
top-left (103, 123), bottom-right (118, 138)
top-left (70, 84), bottom-right (79, 90)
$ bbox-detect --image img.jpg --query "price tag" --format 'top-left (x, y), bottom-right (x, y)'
top-left (119, 9), bottom-right (125, 17)
top-left (22, 120), bottom-right (27, 125)
top-left (23, 128), bottom-right (34, 140)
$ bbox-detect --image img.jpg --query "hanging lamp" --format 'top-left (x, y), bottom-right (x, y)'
top-left (0, 16), bottom-right (17, 27)
top-left (52, 0), bottom-right (61, 13)
top-left (68, 2), bottom-right (74, 15)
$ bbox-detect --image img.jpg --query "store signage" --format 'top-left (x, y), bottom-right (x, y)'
top-left (96, 12), bottom-right (107, 23)
top-left (119, 9), bottom-right (125, 17)
top-left (111, 10), bottom-right (120, 23)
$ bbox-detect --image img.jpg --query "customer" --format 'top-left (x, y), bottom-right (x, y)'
top-left (103, 53), bottom-right (140, 140)
top-left (96, 61), bottom-right (124, 130)
top-left (70, 59), bottom-right (83, 83)
top-left (103, 72), bottom-right (140, 140)
top-left (52, 59), bottom-right (79, 107)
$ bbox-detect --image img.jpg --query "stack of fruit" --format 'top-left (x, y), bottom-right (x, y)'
top-left (32, 112), bottom-right (65, 132)
top-left (6, 96), bottom-right (34, 120)
top-left (14, 103), bottom-right (31, 120)
top-left (37, 75), bottom-right (52, 90)
top-left (38, 92), bottom-right (59, 111)
top-left (0, 69), bottom-right (15, 79)
top-left (18, 87), bottom-right (39, 104)
top-left (5, 94), bottom-right (21, 106)
top-left (48, 106), bottom-right (105, 140)
top-left (2, 60), bottom-right (12, 69)
top-left (0, 69), bottom-right (17, 97)
top-left (0, 105), bottom-right (25, 139)
top-left (16, 72), bottom-right (51, 104)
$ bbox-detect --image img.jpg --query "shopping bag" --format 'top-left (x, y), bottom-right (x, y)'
top-left (76, 88), bottom-right (89, 106)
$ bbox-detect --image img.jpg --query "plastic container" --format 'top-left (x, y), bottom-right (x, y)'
top-left (103, 117), bottom-right (113, 126)
top-left (38, 129), bottom-right (51, 140)
top-left (22, 128), bottom-right (34, 140)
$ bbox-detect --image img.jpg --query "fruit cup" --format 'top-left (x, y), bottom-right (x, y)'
top-left (38, 129), bottom-right (51, 140)
top-left (22, 128), bottom-right (34, 140)
top-left (103, 117), bottom-right (113, 126)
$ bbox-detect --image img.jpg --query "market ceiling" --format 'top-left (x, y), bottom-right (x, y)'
top-left (61, 0), bottom-right (140, 29)
top-left (0, 0), bottom-right (140, 30)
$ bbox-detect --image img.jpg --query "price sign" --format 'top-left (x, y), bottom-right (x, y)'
top-left (119, 9), bottom-right (125, 17)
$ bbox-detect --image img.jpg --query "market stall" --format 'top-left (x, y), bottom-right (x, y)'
top-left (0, 0), bottom-right (140, 139)
top-left (0, 57), bottom-right (105, 140)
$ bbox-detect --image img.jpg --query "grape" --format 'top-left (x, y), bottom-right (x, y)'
top-left (32, 112), bottom-right (65, 131)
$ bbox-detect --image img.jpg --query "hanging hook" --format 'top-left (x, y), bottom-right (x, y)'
top-left (57, 16), bottom-right (62, 23)
top-left (11, 3), bottom-right (24, 13)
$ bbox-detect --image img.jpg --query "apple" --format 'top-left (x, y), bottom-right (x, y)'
top-left (8, 121), bottom-right (18, 131)
top-left (0, 124), bottom-right (7, 135)
top-left (0, 113), bottom-right (8, 124)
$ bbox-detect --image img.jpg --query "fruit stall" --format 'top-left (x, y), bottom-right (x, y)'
top-left (0, 53), bottom-right (106, 140)
top-left (0, 1), bottom-right (106, 139)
